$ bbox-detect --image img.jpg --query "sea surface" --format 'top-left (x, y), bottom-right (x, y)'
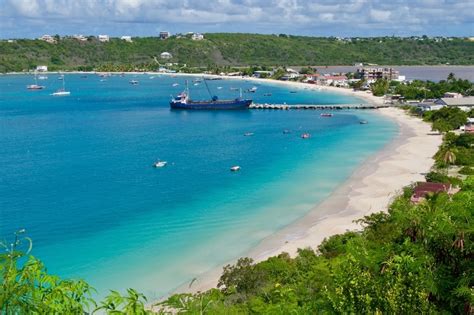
top-left (0, 74), bottom-right (397, 299)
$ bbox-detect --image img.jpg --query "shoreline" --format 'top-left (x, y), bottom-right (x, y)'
top-left (169, 103), bottom-right (441, 297)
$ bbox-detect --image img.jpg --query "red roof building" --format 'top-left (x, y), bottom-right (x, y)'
top-left (411, 182), bottom-right (451, 203)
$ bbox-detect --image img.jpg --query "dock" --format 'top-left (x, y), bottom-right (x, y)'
top-left (249, 103), bottom-right (388, 110)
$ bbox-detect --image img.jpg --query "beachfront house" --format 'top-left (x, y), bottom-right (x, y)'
top-left (121, 36), bottom-right (133, 42)
top-left (160, 31), bottom-right (170, 40)
top-left (160, 52), bottom-right (173, 59)
top-left (435, 96), bottom-right (474, 110)
top-left (317, 75), bottom-right (348, 87)
top-left (253, 70), bottom-right (273, 78)
top-left (411, 182), bottom-right (452, 204)
top-left (36, 65), bottom-right (48, 72)
top-left (98, 35), bottom-right (109, 42)
top-left (191, 33), bottom-right (204, 40)
top-left (303, 74), bottom-right (320, 83)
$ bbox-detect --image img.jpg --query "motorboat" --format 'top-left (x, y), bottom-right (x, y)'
top-left (283, 129), bottom-right (291, 134)
top-left (301, 133), bottom-right (311, 139)
top-left (320, 113), bottom-right (333, 117)
top-left (172, 83), bottom-right (179, 87)
top-left (230, 166), bottom-right (241, 172)
top-left (244, 132), bottom-right (254, 136)
top-left (153, 161), bottom-right (168, 168)
top-left (130, 80), bottom-right (139, 85)
top-left (360, 120), bottom-right (368, 124)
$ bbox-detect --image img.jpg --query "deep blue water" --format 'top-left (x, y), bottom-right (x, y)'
top-left (0, 73), bottom-right (397, 299)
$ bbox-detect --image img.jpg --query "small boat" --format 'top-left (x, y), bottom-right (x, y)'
top-left (38, 75), bottom-right (48, 80)
top-left (301, 133), bottom-right (311, 139)
top-left (149, 76), bottom-right (155, 79)
top-left (100, 79), bottom-right (106, 82)
top-left (217, 86), bottom-right (223, 89)
top-left (172, 83), bottom-right (179, 87)
top-left (246, 86), bottom-right (257, 93)
top-left (290, 91), bottom-right (297, 93)
top-left (320, 113), bottom-right (333, 117)
top-left (130, 80), bottom-right (139, 85)
top-left (283, 129), bottom-right (291, 134)
top-left (244, 132), bottom-right (254, 136)
top-left (359, 120), bottom-right (368, 124)
top-left (27, 72), bottom-right (45, 90)
top-left (81, 75), bottom-right (88, 79)
top-left (58, 75), bottom-right (64, 80)
top-left (230, 87), bottom-right (239, 91)
top-left (193, 82), bottom-right (200, 86)
top-left (263, 93), bottom-right (272, 96)
top-left (230, 166), bottom-right (241, 172)
top-left (153, 161), bottom-right (167, 168)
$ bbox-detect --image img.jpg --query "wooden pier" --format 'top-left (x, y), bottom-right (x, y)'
top-left (249, 103), bottom-right (388, 110)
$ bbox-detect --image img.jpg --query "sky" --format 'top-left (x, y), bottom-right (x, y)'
top-left (1, 0), bottom-right (473, 39)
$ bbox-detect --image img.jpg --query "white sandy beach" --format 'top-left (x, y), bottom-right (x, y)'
top-left (169, 79), bottom-right (442, 296)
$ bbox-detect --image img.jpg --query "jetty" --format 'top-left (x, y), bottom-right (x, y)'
top-left (249, 103), bottom-right (388, 110)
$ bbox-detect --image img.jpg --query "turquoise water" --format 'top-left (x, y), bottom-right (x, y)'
top-left (0, 74), bottom-right (397, 299)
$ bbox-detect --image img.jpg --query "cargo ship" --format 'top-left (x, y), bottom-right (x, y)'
top-left (170, 80), bottom-right (252, 110)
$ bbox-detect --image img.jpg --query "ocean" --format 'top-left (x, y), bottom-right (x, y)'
top-left (0, 73), bottom-right (397, 299)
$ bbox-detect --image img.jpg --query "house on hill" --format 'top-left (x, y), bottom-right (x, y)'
top-left (160, 52), bottom-right (173, 59)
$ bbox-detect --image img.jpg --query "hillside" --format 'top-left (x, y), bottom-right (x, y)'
top-left (1, 34), bottom-right (474, 72)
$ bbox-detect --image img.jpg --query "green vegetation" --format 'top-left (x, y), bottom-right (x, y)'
top-left (393, 74), bottom-right (474, 100)
top-left (1, 34), bottom-right (474, 72)
top-left (1, 108), bottom-right (473, 314)
top-left (423, 107), bottom-right (469, 132)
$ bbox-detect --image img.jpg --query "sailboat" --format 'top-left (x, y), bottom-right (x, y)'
top-left (27, 72), bottom-right (45, 90)
top-left (51, 76), bottom-right (70, 96)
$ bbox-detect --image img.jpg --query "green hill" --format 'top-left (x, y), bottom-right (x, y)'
top-left (1, 34), bottom-right (473, 72)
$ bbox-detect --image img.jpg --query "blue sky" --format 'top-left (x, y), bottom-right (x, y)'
top-left (1, 0), bottom-right (473, 39)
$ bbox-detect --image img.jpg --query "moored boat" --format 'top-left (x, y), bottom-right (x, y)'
top-left (301, 133), bottom-right (311, 139)
top-left (230, 166), bottom-right (241, 172)
top-left (360, 120), bottom-right (368, 124)
top-left (170, 80), bottom-right (252, 110)
top-left (153, 161), bottom-right (167, 168)
top-left (320, 113), bottom-right (333, 117)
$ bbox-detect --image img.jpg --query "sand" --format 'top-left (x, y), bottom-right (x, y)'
top-left (169, 78), bottom-right (442, 296)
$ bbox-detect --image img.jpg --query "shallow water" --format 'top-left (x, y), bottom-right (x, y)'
top-left (0, 74), bottom-right (397, 299)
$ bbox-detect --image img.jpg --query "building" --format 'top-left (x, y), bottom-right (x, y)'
top-left (73, 34), bottom-right (87, 41)
top-left (98, 35), bottom-right (109, 42)
top-left (191, 33), bottom-right (204, 40)
top-left (356, 67), bottom-right (399, 81)
top-left (160, 52), bottom-right (173, 59)
top-left (443, 92), bottom-right (463, 98)
top-left (160, 31), bottom-right (170, 40)
top-left (253, 70), bottom-right (273, 78)
top-left (36, 65), bottom-right (48, 72)
top-left (39, 34), bottom-right (56, 43)
top-left (120, 36), bottom-right (133, 42)
top-left (435, 96), bottom-right (474, 108)
top-left (317, 75), bottom-right (348, 87)
top-left (461, 118), bottom-right (474, 134)
top-left (410, 182), bottom-right (451, 203)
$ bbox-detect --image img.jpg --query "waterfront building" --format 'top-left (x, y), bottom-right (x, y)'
top-left (98, 35), bottom-right (109, 42)
top-left (121, 36), bottom-right (133, 42)
top-left (435, 96), bottom-right (474, 108)
top-left (357, 67), bottom-right (399, 80)
top-left (36, 65), bottom-right (48, 72)
top-left (160, 52), bottom-right (173, 59)
top-left (160, 31), bottom-right (170, 40)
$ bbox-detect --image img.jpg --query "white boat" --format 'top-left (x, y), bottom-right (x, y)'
top-left (360, 120), bottom-right (368, 124)
top-left (51, 76), bottom-right (70, 96)
top-left (247, 86), bottom-right (257, 93)
top-left (58, 74), bottom-right (64, 80)
top-left (172, 83), bottom-right (179, 87)
top-left (130, 80), bottom-right (139, 85)
top-left (38, 75), bottom-right (48, 80)
top-left (217, 86), bottom-right (223, 89)
top-left (301, 133), bottom-right (311, 139)
top-left (244, 132), bottom-right (254, 136)
top-left (153, 161), bottom-right (167, 168)
top-left (26, 72), bottom-right (45, 90)
top-left (230, 166), bottom-right (241, 172)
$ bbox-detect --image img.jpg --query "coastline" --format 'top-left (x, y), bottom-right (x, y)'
top-left (169, 92), bottom-right (441, 297)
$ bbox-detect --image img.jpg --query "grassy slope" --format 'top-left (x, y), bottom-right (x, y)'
top-left (1, 34), bottom-right (473, 72)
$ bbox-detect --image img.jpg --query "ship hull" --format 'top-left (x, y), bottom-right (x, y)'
top-left (170, 99), bottom-right (252, 110)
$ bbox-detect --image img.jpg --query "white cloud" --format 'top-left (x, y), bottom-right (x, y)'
top-left (1, 0), bottom-right (473, 37)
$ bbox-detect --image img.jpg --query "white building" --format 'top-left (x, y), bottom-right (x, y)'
top-left (191, 33), bottom-right (204, 40)
top-left (39, 35), bottom-right (56, 43)
top-left (121, 36), bottom-right (133, 42)
top-left (73, 34), bottom-right (87, 41)
top-left (159, 32), bottom-right (170, 40)
top-left (443, 92), bottom-right (463, 98)
top-left (98, 35), bottom-right (110, 42)
top-left (36, 65), bottom-right (48, 72)
top-left (160, 52), bottom-right (173, 59)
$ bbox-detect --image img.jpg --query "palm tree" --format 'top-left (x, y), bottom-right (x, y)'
top-left (443, 149), bottom-right (456, 175)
